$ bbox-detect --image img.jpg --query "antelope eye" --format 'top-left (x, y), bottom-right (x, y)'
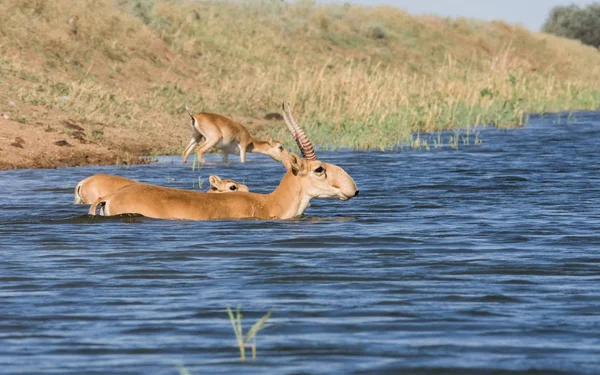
top-left (229, 185), bottom-right (237, 191)
top-left (314, 166), bottom-right (324, 173)
top-left (278, 145), bottom-right (283, 151)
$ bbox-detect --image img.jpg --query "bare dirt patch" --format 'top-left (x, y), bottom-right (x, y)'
top-left (0, 112), bottom-right (152, 170)
top-left (0, 103), bottom-right (281, 170)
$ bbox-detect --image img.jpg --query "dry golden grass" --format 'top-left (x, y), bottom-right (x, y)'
top-left (1, 0), bottom-right (599, 156)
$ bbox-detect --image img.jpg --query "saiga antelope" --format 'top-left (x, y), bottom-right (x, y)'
top-left (208, 175), bottom-right (249, 193)
top-left (75, 174), bottom-right (248, 204)
top-left (182, 107), bottom-right (288, 164)
top-left (90, 104), bottom-right (358, 220)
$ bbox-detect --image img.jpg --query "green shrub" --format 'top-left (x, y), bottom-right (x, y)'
top-left (542, 3), bottom-right (600, 48)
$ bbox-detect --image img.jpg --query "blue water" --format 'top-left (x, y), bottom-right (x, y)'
top-left (1, 111), bottom-right (599, 374)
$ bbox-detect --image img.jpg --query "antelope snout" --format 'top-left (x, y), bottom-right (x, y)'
top-left (338, 181), bottom-right (359, 200)
top-left (343, 189), bottom-right (359, 200)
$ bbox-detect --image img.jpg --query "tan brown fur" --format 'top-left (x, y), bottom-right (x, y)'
top-left (74, 174), bottom-right (137, 205)
top-left (208, 175), bottom-right (249, 193)
top-left (182, 112), bottom-right (288, 164)
top-left (89, 153), bottom-right (358, 221)
top-left (75, 173), bottom-right (246, 205)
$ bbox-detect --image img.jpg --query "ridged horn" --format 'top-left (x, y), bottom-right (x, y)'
top-left (283, 102), bottom-right (317, 160)
top-left (281, 103), bottom-right (304, 155)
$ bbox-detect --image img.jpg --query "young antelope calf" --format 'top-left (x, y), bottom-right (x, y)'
top-left (208, 175), bottom-right (249, 193)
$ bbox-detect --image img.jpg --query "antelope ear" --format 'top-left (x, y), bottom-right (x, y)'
top-left (266, 135), bottom-right (273, 146)
top-left (209, 175), bottom-right (221, 187)
top-left (289, 153), bottom-right (306, 176)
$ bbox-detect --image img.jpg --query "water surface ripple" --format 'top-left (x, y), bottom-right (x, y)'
top-left (1, 112), bottom-right (600, 374)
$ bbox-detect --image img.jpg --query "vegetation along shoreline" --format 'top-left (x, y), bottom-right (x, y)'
top-left (1, 0), bottom-right (599, 170)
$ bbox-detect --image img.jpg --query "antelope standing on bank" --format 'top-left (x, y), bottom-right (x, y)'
top-left (91, 104), bottom-right (358, 220)
top-left (182, 108), bottom-right (288, 164)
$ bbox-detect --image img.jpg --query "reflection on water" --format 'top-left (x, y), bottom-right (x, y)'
top-left (1, 111), bottom-right (600, 374)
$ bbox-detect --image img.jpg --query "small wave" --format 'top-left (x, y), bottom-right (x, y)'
top-left (38, 214), bottom-right (147, 224)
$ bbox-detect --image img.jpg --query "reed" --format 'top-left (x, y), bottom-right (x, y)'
top-left (226, 306), bottom-right (272, 362)
top-left (176, 365), bottom-right (191, 375)
top-left (1, 0), bottom-right (599, 154)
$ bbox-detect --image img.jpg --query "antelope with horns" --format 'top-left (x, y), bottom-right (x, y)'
top-left (90, 104), bottom-right (358, 220)
top-left (75, 174), bottom-right (248, 204)
top-left (182, 107), bottom-right (288, 164)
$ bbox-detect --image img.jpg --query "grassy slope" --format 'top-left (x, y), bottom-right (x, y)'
top-left (1, 0), bottom-right (599, 166)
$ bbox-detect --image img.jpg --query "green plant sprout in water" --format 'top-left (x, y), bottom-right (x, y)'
top-left (227, 306), bottom-right (272, 362)
top-left (407, 128), bottom-right (482, 151)
top-left (115, 152), bottom-right (133, 169)
top-left (191, 154), bottom-right (204, 172)
top-left (191, 176), bottom-right (205, 189)
top-left (176, 364), bottom-right (191, 375)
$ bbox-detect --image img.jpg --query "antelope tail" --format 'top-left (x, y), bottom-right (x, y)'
top-left (74, 182), bottom-right (85, 204)
top-left (186, 105), bottom-right (197, 126)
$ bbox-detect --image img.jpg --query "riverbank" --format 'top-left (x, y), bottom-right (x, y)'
top-left (1, 0), bottom-right (599, 169)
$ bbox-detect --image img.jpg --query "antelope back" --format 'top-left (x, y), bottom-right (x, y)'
top-left (88, 183), bottom-right (267, 220)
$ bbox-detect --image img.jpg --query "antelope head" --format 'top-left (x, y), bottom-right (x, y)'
top-left (208, 175), bottom-right (249, 193)
top-left (288, 153), bottom-right (358, 200)
top-left (257, 135), bottom-right (289, 163)
top-left (281, 103), bottom-right (359, 201)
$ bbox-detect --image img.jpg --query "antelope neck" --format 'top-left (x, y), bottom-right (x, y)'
top-left (248, 138), bottom-right (270, 153)
top-left (265, 170), bottom-right (311, 219)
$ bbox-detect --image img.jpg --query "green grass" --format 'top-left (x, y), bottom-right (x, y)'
top-left (227, 306), bottom-right (272, 362)
top-left (1, 0), bottom-right (599, 155)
